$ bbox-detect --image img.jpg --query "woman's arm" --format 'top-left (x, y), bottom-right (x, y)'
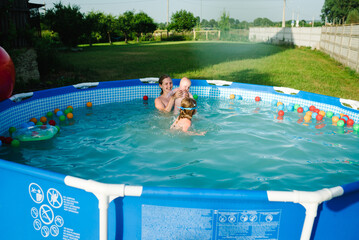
top-left (155, 96), bottom-right (175, 112)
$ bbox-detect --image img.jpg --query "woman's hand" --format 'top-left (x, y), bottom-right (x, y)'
top-left (173, 90), bottom-right (183, 99)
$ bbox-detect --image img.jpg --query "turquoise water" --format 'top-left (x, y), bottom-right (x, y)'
top-left (1, 98), bottom-right (359, 191)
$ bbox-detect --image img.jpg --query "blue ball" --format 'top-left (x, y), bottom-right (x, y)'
top-left (56, 111), bottom-right (64, 117)
top-left (303, 106), bottom-right (309, 112)
top-left (236, 95), bottom-right (243, 100)
top-left (278, 104), bottom-right (284, 110)
top-left (287, 105), bottom-right (294, 111)
top-left (0, 140), bottom-right (2, 147)
top-left (271, 100), bottom-right (278, 106)
top-left (312, 112), bottom-right (318, 119)
top-left (21, 123), bottom-right (29, 128)
top-left (27, 121), bottom-right (35, 127)
top-left (334, 113), bottom-right (341, 118)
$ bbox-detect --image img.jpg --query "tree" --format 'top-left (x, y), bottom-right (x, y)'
top-left (99, 13), bottom-right (118, 44)
top-left (347, 9), bottom-right (359, 23)
top-left (43, 2), bottom-right (84, 47)
top-left (218, 11), bottom-right (230, 31)
top-left (133, 12), bottom-right (157, 42)
top-left (321, 0), bottom-right (359, 24)
top-left (208, 19), bottom-right (218, 29)
top-left (118, 11), bottom-right (135, 43)
top-left (169, 10), bottom-right (197, 32)
top-left (83, 11), bottom-right (102, 46)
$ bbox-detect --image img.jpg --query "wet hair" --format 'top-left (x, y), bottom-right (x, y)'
top-left (179, 98), bottom-right (197, 120)
top-left (158, 74), bottom-right (171, 95)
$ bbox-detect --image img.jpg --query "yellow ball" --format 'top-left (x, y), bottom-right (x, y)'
top-left (305, 111), bottom-right (312, 116)
top-left (332, 116), bottom-right (340, 123)
top-left (340, 113), bottom-right (344, 118)
top-left (229, 94), bottom-right (235, 99)
top-left (277, 102), bottom-right (283, 106)
top-left (304, 115), bottom-right (312, 122)
top-left (319, 110), bottom-right (326, 117)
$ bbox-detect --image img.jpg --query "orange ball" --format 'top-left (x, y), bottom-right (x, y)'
top-left (229, 94), bottom-right (235, 99)
top-left (319, 110), bottom-right (326, 117)
top-left (305, 111), bottom-right (313, 116)
top-left (54, 108), bottom-right (60, 114)
top-left (67, 105), bottom-right (73, 109)
top-left (67, 113), bottom-right (73, 119)
top-left (40, 116), bottom-right (47, 123)
top-left (86, 102), bottom-right (92, 107)
top-left (304, 115), bottom-right (311, 122)
top-left (30, 118), bottom-right (37, 124)
top-left (332, 116), bottom-right (340, 123)
top-left (277, 102), bottom-right (283, 106)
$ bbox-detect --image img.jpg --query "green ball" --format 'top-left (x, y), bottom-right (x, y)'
top-left (337, 120), bottom-right (345, 127)
top-left (9, 126), bottom-right (16, 134)
top-left (36, 121), bottom-right (43, 126)
top-left (11, 139), bottom-right (20, 147)
top-left (294, 104), bottom-right (300, 110)
top-left (353, 124), bottom-right (359, 132)
top-left (67, 107), bottom-right (73, 113)
top-left (55, 125), bottom-right (60, 132)
top-left (59, 115), bottom-right (66, 121)
top-left (46, 111), bottom-right (53, 118)
top-left (64, 109), bottom-right (71, 115)
top-left (193, 94), bottom-right (198, 100)
top-left (326, 111), bottom-right (333, 118)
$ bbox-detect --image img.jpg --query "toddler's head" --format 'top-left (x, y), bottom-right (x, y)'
top-left (179, 98), bottom-right (197, 119)
top-left (179, 77), bottom-right (191, 91)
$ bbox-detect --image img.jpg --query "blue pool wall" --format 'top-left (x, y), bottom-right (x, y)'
top-left (0, 79), bottom-right (358, 135)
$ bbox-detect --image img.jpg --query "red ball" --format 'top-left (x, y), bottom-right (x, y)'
top-left (309, 105), bottom-right (316, 111)
top-left (0, 47), bottom-right (16, 101)
top-left (314, 109), bottom-right (320, 113)
top-left (255, 96), bottom-right (261, 102)
top-left (5, 137), bottom-right (13, 144)
top-left (316, 114), bottom-right (323, 121)
top-left (297, 107), bottom-right (303, 113)
top-left (278, 110), bottom-right (285, 116)
top-left (339, 118), bottom-right (347, 124)
top-left (49, 120), bottom-right (56, 126)
top-left (347, 119), bottom-right (354, 126)
top-left (0, 136), bottom-right (5, 143)
top-left (143, 95), bottom-right (148, 101)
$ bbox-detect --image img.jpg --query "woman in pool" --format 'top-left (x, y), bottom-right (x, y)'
top-left (171, 97), bottom-right (206, 135)
top-left (155, 75), bottom-right (184, 112)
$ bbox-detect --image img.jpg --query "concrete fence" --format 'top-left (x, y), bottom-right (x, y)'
top-left (249, 26), bottom-right (359, 72)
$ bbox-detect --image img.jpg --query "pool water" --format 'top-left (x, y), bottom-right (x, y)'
top-left (1, 98), bottom-right (358, 191)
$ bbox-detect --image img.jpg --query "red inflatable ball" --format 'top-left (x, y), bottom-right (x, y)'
top-left (339, 118), bottom-right (347, 124)
top-left (143, 95), bottom-right (148, 101)
top-left (255, 96), bottom-right (261, 102)
top-left (309, 105), bottom-right (316, 112)
top-left (0, 47), bottom-right (15, 102)
top-left (297, 107), bottom-right (303, 113)
top-left (278, 110), bottom-right (285, 116)
top-left (316, 114), bottom-right (323, 121)
top-left (49, 120), bottom-right (56, 126)
top-left (347, 119), bottom-right (354, 126)
top-left (314, 109), bottom-right (320, 113)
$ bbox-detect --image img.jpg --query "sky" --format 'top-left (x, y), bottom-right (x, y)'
top-left (36, 0), bottom-right (326, 23)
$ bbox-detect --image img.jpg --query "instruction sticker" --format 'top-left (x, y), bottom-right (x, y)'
top-left (142, 205), bottom-right (281, 240)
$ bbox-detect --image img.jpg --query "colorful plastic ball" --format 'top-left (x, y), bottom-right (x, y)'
top-left (297, 107), bottom-right (304, 113)
top-left (287, 105), bottom-right (294, 111)
top-left (353, 124), bottom-right (359, 132)
top-left (309, 105), bottom-right (316, 111)
top-left (56, 111), bottom-right (64, 117)
top-left (0, 47), bottom-right (16, 101)
top-left (11, 139), bottom-right (20, 147)
top-left (334, 113), bottom-right (341, 118)
top-left (303, 106), bottom-right (309, 112)
top-left (304, 115), bottom-right (311, 122)
top-left (67, 113), bottom-right (73, 119)
top-left (314, 109), bottom-right (320, 113)
top-left (312, 112), bottom-right (318, 119)
top-left (30, 118), bottom-right (37, 124)
top-left (143, 95), bottom-right (148, 101)
top-left (9, 126), bottom-right (16, 134)
top-left (339, 118), bottom-right (347, 124)
top-left (326, 111), bottom-right (333, 118)
top-left (316, 114), bottom-right (323, 121)
top-left (340, 113), bottom-right (344, 118)
top-left (67, 107), bottom-right (73, 113)
top-left (306, 111), bottom-right (313, 116)
top-left (49, 120), bottom-right (56, 126)
top-left (277, 102), bottom-right (283, 106)
top-left (193, 94), bottom-right (198, 100)
top-left (229, 94), bottom-right (235, 99)
top-left (64, 109), bottom-right (71, 115)
top-left (332, 116), bottom-right (339, 123)
top-left (0, 140), bottom-right (2, 147)
top-left (67, 105), bottom-right (73, 110)
top-left (21, 123), bottom-right (28, 128)
top-left (341, 116), bottom-right (349, 122)
top-left (271, 100), bottom-right (278, 106)
top-left (319, 111), bottom-right (325, 117)
top-left (347, 119), bottom-right (354, 126)
top-left (236, 95), bottom-right (242, 100)
top-left (46, 111), bottom-right (53, 118)
top-left (54, 108), bottom-right (60, 114)
top-left (27, 121), bottom-right (35, 127)
top-left (278, 104), bottom-right (284, 111)
top-left (255, 96), bottom-right (261, 102)
top-left (278, 110), bottom-right (285, 116)
top-left (40, 116), bottom-right (47, 123)
top-left (86, 102), bottom-right (93, 107)
top-left (343, 114), bottom-right (349, 119)
top-left (59, 115), bottom-right (66, 121)
top-left (337, 120), bottom-right (345, 127)
top-left (36, 121), bottom-right (43, 126)
top-left (5, 137), bottom-right (13, 144)
top-left (294, 104), bottom-right (300, 110)
top-left (55, 125), bottom-right (60, 132)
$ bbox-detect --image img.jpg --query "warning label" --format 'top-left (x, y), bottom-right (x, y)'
top-left (141, 205), bottom-right (281, 240)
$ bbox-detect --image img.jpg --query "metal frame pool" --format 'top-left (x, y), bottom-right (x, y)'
top-left (0, 79), bottom-right (358, 240)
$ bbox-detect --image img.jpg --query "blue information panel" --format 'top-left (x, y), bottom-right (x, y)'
top-left (141, 205), bottom-right (280, 240)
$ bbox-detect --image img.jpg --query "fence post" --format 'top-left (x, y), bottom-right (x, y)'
top-left (206, 31), bottom-right (208, 40)
top-left (347, 24), bottom-right (353, 67)
top-left (218, 30), bottom-right (221, 40)
top-left (193, 30), bottom-right (196, 40)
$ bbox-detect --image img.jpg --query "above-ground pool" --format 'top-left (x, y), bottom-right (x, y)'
top-left (0, 79), bottom-right (359, 240)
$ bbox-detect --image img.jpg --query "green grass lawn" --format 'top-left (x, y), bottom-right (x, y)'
top-left (38, 41), bottom-right (359, 101)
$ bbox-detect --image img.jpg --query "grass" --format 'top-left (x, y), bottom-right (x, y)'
top-left (17, 41), bottom-right (359, 101)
